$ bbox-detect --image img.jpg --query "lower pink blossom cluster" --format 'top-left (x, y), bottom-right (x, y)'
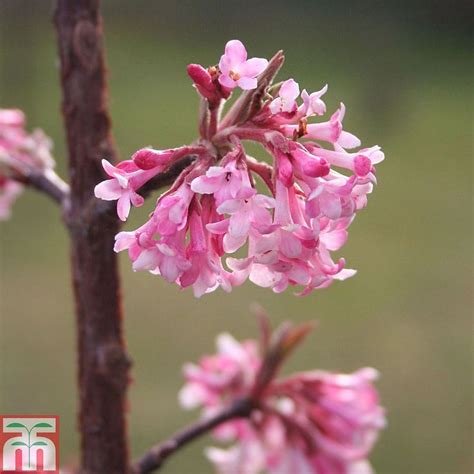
top-left (0, 108), bottom-right (54, 219)
top-left (180, 332), bottom-right (386, 474)
top-left (95, 39), bottom-right (384, 297)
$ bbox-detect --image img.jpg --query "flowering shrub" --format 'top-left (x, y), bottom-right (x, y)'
top-left (95, 39), bottom-right (384, 297)
top-left (3, 24), bottom-right (388, 472)
top-left (180, 320), bottom-right (386, 474)
top-left (0, 108), bottom-right (55, 219)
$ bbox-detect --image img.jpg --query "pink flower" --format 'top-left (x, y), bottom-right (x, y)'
top-left (153, 183), bottom-right (195, 235)
top-left (271, 368), bottom-right (386, 467)
top-left (0, 178), bottom-right (22, 220)
top-left (190, 158), bottom-right (255, 207)
top-left (132, 235), bottom-right (191, 283)
top-left (284, 103), bottom-right (361, 149)
top-left (180, 327), bottom-right (386, 474)
top-left (270, 79), bottom-right (300, 114)
top-left (0, 108), bottom-right (56, 220)
top-left (218, 40), bottom-right (268, 90)
top-left (209, 194), bottom-right (275, 253)
top-left (179, 332), bottom-right (260, 411)
top-left (179, 210), bottom-right (229, 297)
top-left (95, 40), bottom-right (384, 297)
top-left (0, 108), bottom-right (25, 128)
top-left (308, 144), bottom-right (384, 177)
top-left (300, 85), bottom-right (328, 116)
top-left (94, 159), bottom-right (147, 221)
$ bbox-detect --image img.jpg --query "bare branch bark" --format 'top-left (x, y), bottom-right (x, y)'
top-left (54, 1), bottom-right (130, 472)
top-left (18, 168), bottom-right (70, 205)
top-left (132, 398), bottom-right (254, 473)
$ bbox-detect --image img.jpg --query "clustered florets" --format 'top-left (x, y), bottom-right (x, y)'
top-left (179, 328), bottom-right (386, 474)
top-left (0, 109), bottom-right (55, 219)
top-left (95, 39), bottom-right (385, 297)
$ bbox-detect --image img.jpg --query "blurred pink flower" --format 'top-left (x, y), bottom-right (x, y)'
top-left (180, 329), bottom-right (386, 474)
top-left (0, 178), bottom-right (22, 220)
top-left (0, 108), bottom-right (55, 220)
top-left (179, 333), bottom-right (260, 411)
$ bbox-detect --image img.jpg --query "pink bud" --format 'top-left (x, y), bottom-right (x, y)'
top-left (187, 64), bottom-right (216, 100)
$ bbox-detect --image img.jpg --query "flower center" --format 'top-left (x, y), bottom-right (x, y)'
top-left (229, 70), bottom-right (241, 81)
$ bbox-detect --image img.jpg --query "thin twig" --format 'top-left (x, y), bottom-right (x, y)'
top-left (132, 398), bottom-right (254, 473)
top-left (137, 154), bottom-right (196, 199)
top-left (19, 169), bottom-right (70, 205)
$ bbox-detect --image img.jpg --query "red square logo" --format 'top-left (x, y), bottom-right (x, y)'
top-left (0, 416), bottom-right (59, 473)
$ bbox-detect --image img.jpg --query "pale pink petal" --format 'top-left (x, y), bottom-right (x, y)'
top-left (218, 74), bottom-right (236, 89)
top-left (269, 97), bottom-right (283, 114)
top-left (223, 232), bottom-right (247, 253)
top-left (236, 77), bottom-right (258, 90)
top-left (338, 131), bottom-right (361, 149)
top-left (217, 199), bottom-right (242, 215)
top-left (191, 175), bottom-right (221, 194)
top-left (224, 39), bottom-right (247, 64)
top-left (250, 264), bottom-right (280, 288)
top-left (117, 193), bottom-right (131, 221)
top-left (114, 231), bottom-right (136, 253)
top-left (101, 159), bottom-right (119, 178)
top-left (229, 211), bottom-right (250, 238)
top-left (178, 383), bottom-right (207, 409)
top-left (206, 220), bottom-right (230, 234)
top-left (280, 78), bottom-right (300, 101)
top-left (320, 230), bottom-right (348, 251)
top-left (279, 231), bottom-right (303, 258)
top-left (239, 57), bottom-right (268, 77)
top-left (94, 180), bottom-right (122, 200)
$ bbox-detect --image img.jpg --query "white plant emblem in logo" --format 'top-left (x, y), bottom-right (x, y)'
top-left (2, 417), bottom-right (57, 471)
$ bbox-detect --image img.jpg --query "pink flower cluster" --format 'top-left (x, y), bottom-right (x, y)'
top-left (95, 39), bottom-right (384, 297)
top-left (0, 108), bottom-right (54, 220)
top-left (180, 332), bottom-right (386, 474)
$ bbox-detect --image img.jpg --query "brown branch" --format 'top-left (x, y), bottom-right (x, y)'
top-left (54, 1), bottom-right (130, 473)
top-left (137, 154), bottom-right (196, 199)
top-left (132, 398), bottom-right (254, 473)
top-left (18, 169), bottom-right (70, 205)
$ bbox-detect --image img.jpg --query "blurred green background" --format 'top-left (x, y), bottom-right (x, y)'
top-left (0, 1), bottom-right (472, 473)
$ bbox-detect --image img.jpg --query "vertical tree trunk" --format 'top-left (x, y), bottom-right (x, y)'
top-left (54, 1), bottom-right (130, 472)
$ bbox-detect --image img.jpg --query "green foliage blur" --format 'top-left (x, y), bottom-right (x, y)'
top-left (0, 1), bottom-right (471, 472)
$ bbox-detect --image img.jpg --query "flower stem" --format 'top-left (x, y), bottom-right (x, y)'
top-left (132, 398), bottom-right (254, 473)
top-left (17, 168), bottom-right (69, 205)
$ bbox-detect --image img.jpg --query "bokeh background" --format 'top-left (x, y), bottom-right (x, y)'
top-left (0, 1), bottom-right (472, 473)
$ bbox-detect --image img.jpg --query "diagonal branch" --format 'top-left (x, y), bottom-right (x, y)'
top-left (132, 398), bottom-right (254, 473)
top-left (137, 154), bottom-right (196, 199)
top-left (16, 168), bottom-right (70, 205)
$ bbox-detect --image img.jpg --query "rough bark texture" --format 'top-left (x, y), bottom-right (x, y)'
top-left (54, 1), bottom-right (130, 472)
